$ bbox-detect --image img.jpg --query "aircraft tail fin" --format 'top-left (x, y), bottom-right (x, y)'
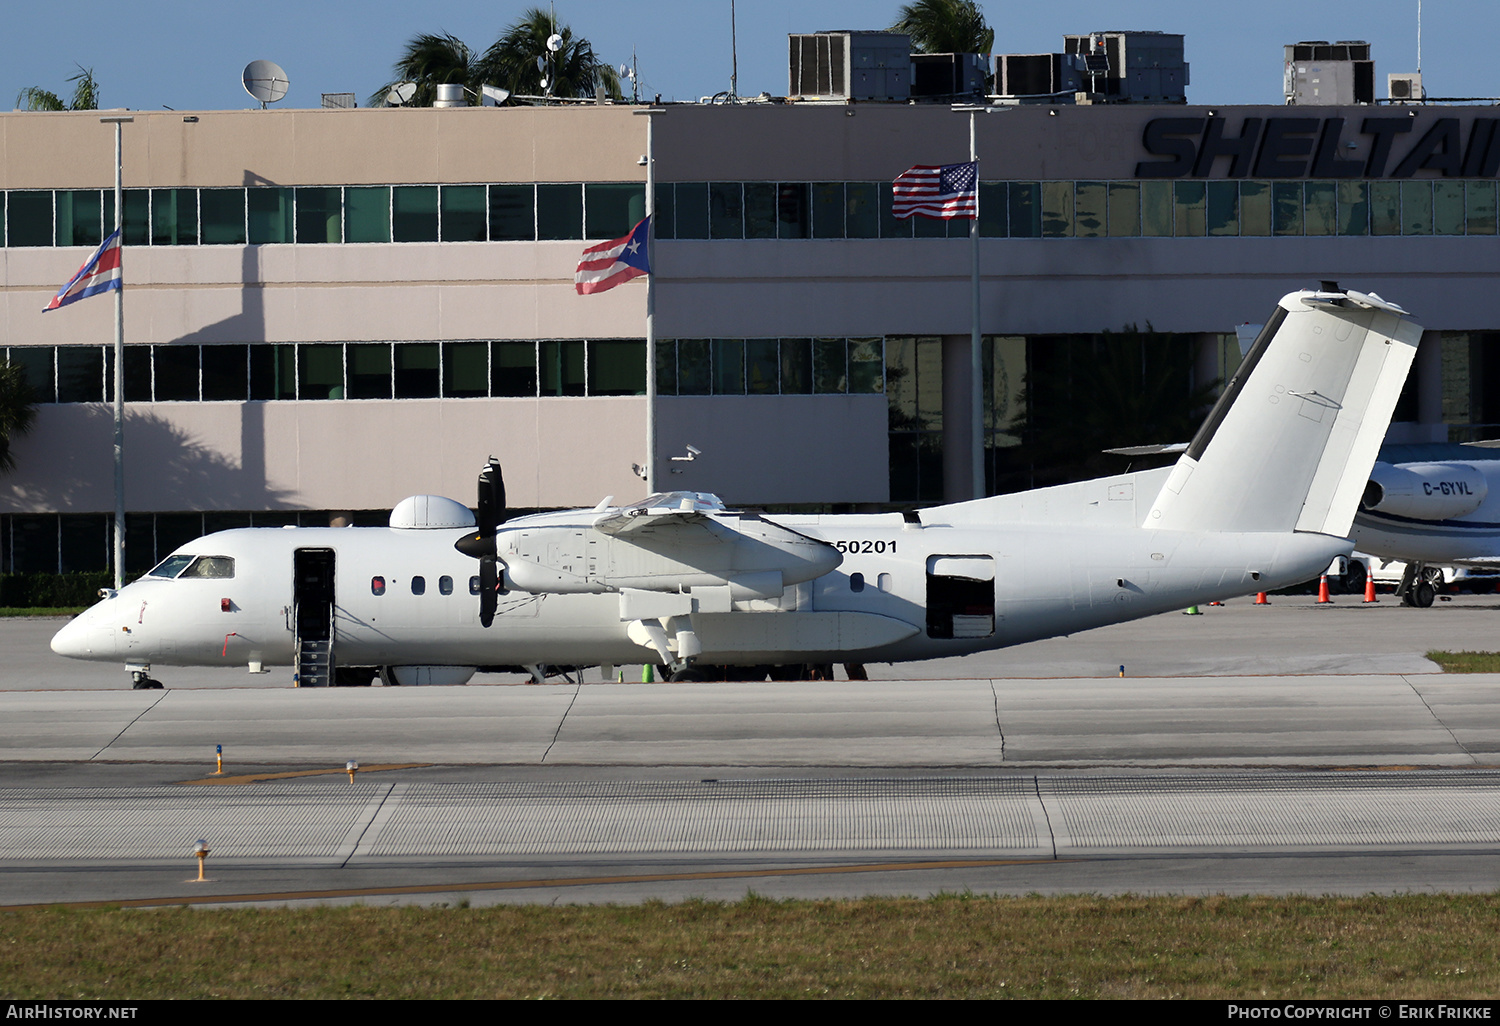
top-left (1147, 286), bottom-right (1422, 536)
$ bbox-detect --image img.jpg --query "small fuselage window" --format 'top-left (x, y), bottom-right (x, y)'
top-left (439, 575), bottom-right (454, 595)
top-left (371, 576), bottom-right (386, 596)
top-left (411, 576), bottom-right (426, 596)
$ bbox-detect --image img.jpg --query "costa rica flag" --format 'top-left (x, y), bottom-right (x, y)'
top-left (44, 228), bottom-right (122, 311)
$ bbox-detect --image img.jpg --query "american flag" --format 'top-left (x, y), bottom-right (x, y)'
top-left (891, 161), bottom-right (978, 220)
top-left (44, 228), bottom-right (122, 311)
top-left (575, 216), bottom-right (651, 295)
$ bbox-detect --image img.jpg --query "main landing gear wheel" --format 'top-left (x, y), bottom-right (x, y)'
top-left (131, 671), bottom-right (163, 690)
top-left (1411, 581), bottom-right (1436, 608)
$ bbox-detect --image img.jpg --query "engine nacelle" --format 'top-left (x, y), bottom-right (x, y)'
top-left (1362, 462), bottom-right (1488, 521)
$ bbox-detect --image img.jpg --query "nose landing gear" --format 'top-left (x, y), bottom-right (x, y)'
top-left (130, 668), bottom-right (163, 690)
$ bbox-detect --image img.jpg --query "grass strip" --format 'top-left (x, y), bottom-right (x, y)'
top-left (2, 894), bottom-right (1498, 999)
top-left (0, 608), bottom-right (83, 618)
top-left (1427, 650), bottom-right (1500, 673)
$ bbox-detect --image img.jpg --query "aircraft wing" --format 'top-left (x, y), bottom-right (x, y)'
top-left (593, 507), bottom-right (717, 538)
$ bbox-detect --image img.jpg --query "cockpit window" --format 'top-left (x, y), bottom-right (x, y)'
top-left (147, 555), bottom-right (195, 578)
top-left (178, 556), bottom-right (235, 579)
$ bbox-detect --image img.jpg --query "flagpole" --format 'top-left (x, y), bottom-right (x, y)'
top-left (634, 107), bottom-right (665, 495)
top-left (102, 115), bottom-right (132, 589)
top-left (954, 105), bottom-right (989, 500)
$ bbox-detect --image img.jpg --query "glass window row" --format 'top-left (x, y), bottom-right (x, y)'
top-left (3, 338), bottom-right (888, 403)
top-left (655, 179), bottom-right (1500, 240)
top-left (1, 340), bottom-right (650, 403)
top-left (654, 338), bottom-right (885, 396)
top-left (2, 183), bottom-right (647, 248)
top-left (11, 179), bottom-right (1498, 248)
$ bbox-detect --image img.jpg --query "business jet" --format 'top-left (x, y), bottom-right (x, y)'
top-left (1351, 457), bottom-right (1500, 606)
top-left (52, 284), bottom-right (1423, 687)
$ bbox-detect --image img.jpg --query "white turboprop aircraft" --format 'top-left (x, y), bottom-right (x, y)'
top-left (1351, 457), bottom-right (1500, 606)
top-left (52, 285), bottom-right (1423, 687)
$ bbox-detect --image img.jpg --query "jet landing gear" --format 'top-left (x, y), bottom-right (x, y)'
top-left (130, 668), bottom-right (163, 690)
top-left (1396, 563), bottom-right (1441, 608)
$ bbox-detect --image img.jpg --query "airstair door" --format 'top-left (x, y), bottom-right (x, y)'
top-left (293, 548), bottom-right (336, 687)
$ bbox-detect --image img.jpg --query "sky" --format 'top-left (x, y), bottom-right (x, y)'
top-left (0, 1), bottom-right (1492, 112)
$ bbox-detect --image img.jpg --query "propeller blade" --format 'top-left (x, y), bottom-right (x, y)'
top-left (479, 556), bottom-right (498, 628)
top-left (478, 457), bottom-right (506, 536)
top-left (457, 457), bottom-right (506, 559)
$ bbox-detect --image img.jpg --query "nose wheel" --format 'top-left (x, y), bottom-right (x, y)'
top-left (131, 670), bottom-right (163, 690)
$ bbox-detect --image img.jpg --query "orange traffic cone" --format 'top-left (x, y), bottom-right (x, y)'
top-left (1254, 591), bottom-right (1269, 605)
top-left (1363, 575), bottom-right (1378, 603)
top-left (1316, 574), bottom-right (1332, 604)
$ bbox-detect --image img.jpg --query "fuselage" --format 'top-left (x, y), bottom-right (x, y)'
top-left (51, 513), bottom-right (1347, 673)
top-left (1351, 460), bottom-right (1500, 566)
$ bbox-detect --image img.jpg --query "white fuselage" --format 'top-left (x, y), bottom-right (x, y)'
top-left (1351, 460), bottom-right (1500, 566)
top-left (51, 514), bottom-right (1346, 673)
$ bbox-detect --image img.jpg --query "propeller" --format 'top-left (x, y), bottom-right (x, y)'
top-left (455, 458), bottom-right (507, 627)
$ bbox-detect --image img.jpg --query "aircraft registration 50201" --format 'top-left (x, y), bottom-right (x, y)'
top-left (829, 539), bottom-right (899, 555)
top-left (51, 285), bottom-right (1424, 688)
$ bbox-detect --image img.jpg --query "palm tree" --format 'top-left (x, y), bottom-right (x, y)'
top-left (892, 0), bottom-right (994, 54)
top-left (0, 360), bottom-right (37, 476)
top-left (372, 10), bottom-right (620, 108)
top-left (16, 65), bottom-right (99, 111)
top-left (368, 33), bottom-right (480, 108)
top-left (480, 8), bottom-right (621, 101)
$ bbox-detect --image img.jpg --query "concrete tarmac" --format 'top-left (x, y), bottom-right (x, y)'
top-left (4, 594), bottom-right (1500, 906)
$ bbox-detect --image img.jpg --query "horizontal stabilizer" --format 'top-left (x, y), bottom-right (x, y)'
top-left (1103, 442), bottom-right (1189, 457)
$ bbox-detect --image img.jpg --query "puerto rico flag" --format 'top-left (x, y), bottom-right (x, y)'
top-left (892, 161), bottom-right (978, 220)
top-left (44, 228), bottom-right (122, 311)
top-left (575, 217), bottom-right (650, 295)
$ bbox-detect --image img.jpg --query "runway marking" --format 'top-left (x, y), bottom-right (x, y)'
top-left (178, 764), bottom-right (430, 785)
top-left (0, 858), bottom-right (1067, 911)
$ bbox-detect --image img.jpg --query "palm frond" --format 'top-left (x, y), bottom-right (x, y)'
top-left (16, 87), bottom-right (65, 111)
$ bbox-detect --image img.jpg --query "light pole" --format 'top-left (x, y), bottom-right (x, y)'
top-left (101, 115), bottom-right (132, 589)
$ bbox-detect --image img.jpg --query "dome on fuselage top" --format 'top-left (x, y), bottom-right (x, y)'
top-left (389, 495), bottom-right (476, 530)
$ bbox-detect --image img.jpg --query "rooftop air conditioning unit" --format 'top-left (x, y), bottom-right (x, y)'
top-left (1388, 73), bottom-right (1423, 103)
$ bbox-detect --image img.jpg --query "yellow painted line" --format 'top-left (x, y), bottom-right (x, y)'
top-left (179, 764), bottom-right (430, 785)
top-left (0, 858), bottom-right (1069, 911)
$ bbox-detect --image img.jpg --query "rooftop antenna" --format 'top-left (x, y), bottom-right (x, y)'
top-left (730, 0), bottom-right (739, 101)
top-left (542, 2), bottom-right (561, 97)
top-left (620, 49), bottom-right (639, 104)
top-left (242, 60), bottom-right (289, 109)
top-left (385, 81), bottom-right (417, 106)
top-left (1417, 0), bottom-right (1423, 76)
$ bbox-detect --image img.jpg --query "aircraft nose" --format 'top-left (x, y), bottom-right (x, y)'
top-left (50, 606), bottom-right (115, 660)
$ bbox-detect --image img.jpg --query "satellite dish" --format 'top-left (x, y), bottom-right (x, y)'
top-left (546, 33), bottom-right (564, 53)
top-left (620, 64), bottom-right (628, 76)
top-left (536, 55), bottom-right (547, 72)
top-left (242, 60), bottom-right (289, 108)
top-left (539, 76), bottom-right (549, 91)
top-left (480, 84), bottom-right (510, 106)
top-left (386, 81), bottom-right (417, 106)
